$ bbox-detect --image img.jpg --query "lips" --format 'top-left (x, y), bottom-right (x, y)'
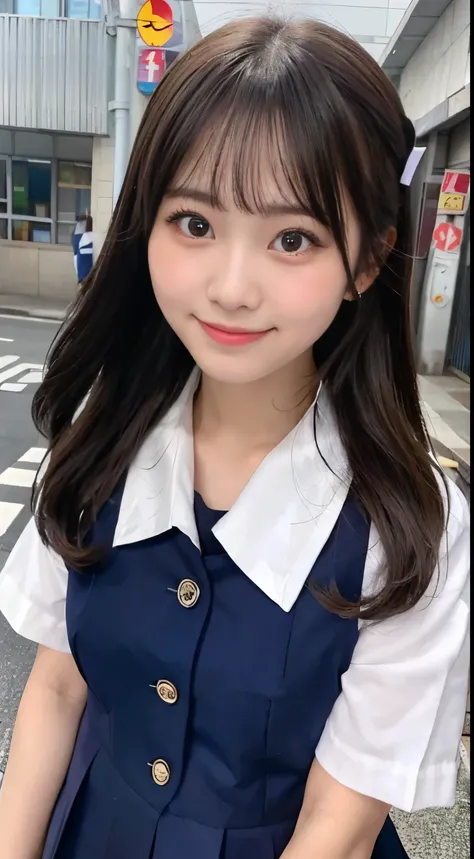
top-left (197, 320), bottom-right (271, 347)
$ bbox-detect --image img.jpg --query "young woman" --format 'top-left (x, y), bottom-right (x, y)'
top-left (0, 16), bottom-right (469, 859)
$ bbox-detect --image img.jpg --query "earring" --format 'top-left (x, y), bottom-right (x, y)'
top-left (357, 289), bottom-right (362, 300)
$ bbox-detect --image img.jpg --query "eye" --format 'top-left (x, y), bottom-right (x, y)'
top-left (170, 213), bottom-right (215, 240)
top-left (272, 230), bottom-right (315, 255)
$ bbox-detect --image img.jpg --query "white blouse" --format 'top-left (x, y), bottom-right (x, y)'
top-left (0, 373), bottom-right (469, 814)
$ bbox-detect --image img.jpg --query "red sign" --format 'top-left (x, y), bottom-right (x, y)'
top-left (441, 171), bottom-right (470, 196)
top-left (433, 222), bottom-right (463, 253)
top-left (137, 49), bottom-right (166, 94)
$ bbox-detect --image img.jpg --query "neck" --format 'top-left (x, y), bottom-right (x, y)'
top-left (194, 351), bottom-right (317, 451)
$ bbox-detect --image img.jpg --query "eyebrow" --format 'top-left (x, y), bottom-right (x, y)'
top-left (165, 186), bottom-right (314, 218)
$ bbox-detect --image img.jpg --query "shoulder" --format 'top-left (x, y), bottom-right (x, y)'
top-left (0, 517), bottom-right (70, 653)
top-left (316, 470), bottom-right (470, 813)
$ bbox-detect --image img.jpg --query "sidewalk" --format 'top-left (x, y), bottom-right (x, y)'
top-left (0, 293), bottom-right (70, 322)
top-left (419, 374), bottom-right (470, 484)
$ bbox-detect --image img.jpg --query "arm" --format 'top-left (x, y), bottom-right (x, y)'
top-left (281, 760), bottom-right (389, 859)
top-left (0, 645), bottom-right (87, 859)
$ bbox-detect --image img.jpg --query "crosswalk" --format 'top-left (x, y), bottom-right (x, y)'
top-left (0, 447), bottom-right (46, 540)
top-left (0, 355), bottom-right (44, 393)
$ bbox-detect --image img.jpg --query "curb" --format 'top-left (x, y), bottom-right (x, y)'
top-left (0, 305), bottom-right (66, 322)
top-left (431, 436), bottom-right (470, 486)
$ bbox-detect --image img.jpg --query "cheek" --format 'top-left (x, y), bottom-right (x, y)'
top-left (148, 232), bottom-right (198, 306)
top-left (274, 256), bottom-right (348, 326)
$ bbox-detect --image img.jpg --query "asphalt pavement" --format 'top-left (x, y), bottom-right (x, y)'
top-left (0, 314), bottom-right (60, 773)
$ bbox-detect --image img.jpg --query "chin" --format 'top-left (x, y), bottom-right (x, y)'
top-left (189, 349), bottom-right (281, 385)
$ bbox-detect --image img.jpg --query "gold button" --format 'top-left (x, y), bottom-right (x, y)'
top-left (151, 759), bottom-right (171, 786)
top-left (156, 680), bottom-right (178, 705)
top-left (177, 579), bottom-right (200, 608)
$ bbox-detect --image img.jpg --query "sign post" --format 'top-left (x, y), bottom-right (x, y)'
top-left (137, 49), bottom-right (166, 94)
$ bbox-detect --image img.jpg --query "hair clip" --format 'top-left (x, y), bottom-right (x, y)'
top-left (399, 114), bottom-right (425, 186)
top-left (400, 146), bottom-right (426, 186)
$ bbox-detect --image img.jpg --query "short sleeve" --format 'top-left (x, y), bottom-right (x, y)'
top-left (0, 518), bottom-right (70, 653)
top-left (315, 476), bottom-right (470, 812)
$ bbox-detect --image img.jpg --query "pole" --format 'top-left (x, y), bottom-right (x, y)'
top-left (110, 0), bottom-right (137, 208)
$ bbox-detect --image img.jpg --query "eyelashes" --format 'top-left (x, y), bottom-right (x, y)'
top-left (165, 208), bottom-right (323, 255)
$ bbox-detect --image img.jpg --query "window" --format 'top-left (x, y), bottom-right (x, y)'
top-left (13, 0), bottom-right (100, 17)
top-left (57, 161), bottom-right (92, 245)
top-left (12, 159), bottom-right (52, 218)
top-left (65, 0), bottom-right (100, 18)
top-left (0, 155), bottom-right (92, 244)
top-left (0, 158), bottom-right (7, 240)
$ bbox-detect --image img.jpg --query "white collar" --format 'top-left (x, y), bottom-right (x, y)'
top-left (114, 370), bottom-right (352, 611)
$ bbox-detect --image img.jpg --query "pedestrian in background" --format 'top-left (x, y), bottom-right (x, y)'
top-left (76, 215), bottom-right (95, 285)
top-left (72, 214), bottom-right (87, 283)
top-left (0, 16), bottom-right (469, 859)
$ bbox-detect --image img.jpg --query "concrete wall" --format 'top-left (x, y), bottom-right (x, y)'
top-left (0, 242), bottom-right (77, 300)
top-left (398, 0), bottom-right (470, 122)
top-left (91, 136), bottom-right (115, 240)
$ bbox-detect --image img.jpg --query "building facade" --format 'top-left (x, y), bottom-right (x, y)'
top-left (0, 0), bottom-right (201, 299)
top-left (1, 0), bottom-right (446, 303)
top-left (381, 0), bottom-right (470, 379)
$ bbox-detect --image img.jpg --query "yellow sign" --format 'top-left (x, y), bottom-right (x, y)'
top-left (137, 0), bottom-right (173, 48)
top-left (438, 192), bottom-right (466, 213)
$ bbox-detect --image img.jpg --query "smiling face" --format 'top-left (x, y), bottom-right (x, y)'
top-left (148, 141), bottom-right (372, 385)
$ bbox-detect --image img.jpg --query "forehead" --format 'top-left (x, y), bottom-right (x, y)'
top-left (165, 115), bottom-right (320, 216)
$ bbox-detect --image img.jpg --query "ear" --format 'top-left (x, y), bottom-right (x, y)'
top-left (344, 227), bottom-right (398, 301)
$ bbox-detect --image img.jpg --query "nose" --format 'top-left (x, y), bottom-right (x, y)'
top-left (206, 245), bottom-right (261, 312)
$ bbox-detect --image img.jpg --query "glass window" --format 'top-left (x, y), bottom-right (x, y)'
top-left (57, 222), bottom-right (75, 245)
top-left (14, 0), bottom-right (59, 12)
top-left (15, 0), bottom-right (41, 13)
top-left (65, 0), bottom-right (99, 18)
top-left (0, 160), bottom-right (6, 200)
top-left (58, 161), bottom-right (92, 189)
top-left (416, 183), bottom-right (442, 258)
top-left (42, 0), bottom-right (60, 15)
top-left (12, 220), bottom-right (51, 243)
top-left (0, 203), bottom-right (6, 214)
top-left (0, 219), bottom-right (7, 240)
top-left (12, 159), bottom-right (52, 218)
top-left (57, 160), bottom-right (91, 243)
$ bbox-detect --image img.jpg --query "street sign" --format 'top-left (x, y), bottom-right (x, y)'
top-left (438, 170), bottom-right (470, 215)
top-left (438, 192), bottom-right (466, 213)
top-left (137, 48), bottom-right (166, 95)
top-left (136, 0), bottom-right (173, 48)
top-left (442, 171), bottom-right (470, 196)
top-left (433, 222), bottom-right (463, 254)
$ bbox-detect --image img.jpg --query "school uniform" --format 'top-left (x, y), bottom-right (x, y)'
top-left (76, 231), bottom-right (94, 283)
top-left (0, 371), bottom-right (470, 859)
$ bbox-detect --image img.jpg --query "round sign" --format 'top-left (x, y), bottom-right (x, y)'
top-left (137, 0), bottom-right (173, 48)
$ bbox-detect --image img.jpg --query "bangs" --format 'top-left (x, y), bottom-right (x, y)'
top-left (157, 69), bottom-right (358, 261)
top-left (171, 102), bottom-right (334, 228)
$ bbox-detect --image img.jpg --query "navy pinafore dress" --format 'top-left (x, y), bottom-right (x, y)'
top-left (41, 485), bottom-right (409, 859)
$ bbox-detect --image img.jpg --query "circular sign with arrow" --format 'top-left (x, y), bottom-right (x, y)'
top-left (136, 0), bottom-right (173, 48)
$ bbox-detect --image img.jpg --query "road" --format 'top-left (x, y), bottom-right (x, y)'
top-left (0, 314), bottom-right (60, 773)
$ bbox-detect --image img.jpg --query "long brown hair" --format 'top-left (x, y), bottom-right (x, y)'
top-left (33, 16), bottom-right (446, 620)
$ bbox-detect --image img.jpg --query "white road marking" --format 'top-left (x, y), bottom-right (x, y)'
top-left (0, 355), bottom-right (19, 370)
top-left (0, 383), bottom-right (26, 392)
top-left (0, 337), bottom-right (14, 342)
top-left (17, 370), bottom-right (43, 384)
top-left (0, 501), bottom-right (24, 537)
top-left (18, 447), bottom-right (47, 464)
top-left (0, 467), bottom-right (37, 488)
top-left (0, 361), bottom-right (43, 387)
